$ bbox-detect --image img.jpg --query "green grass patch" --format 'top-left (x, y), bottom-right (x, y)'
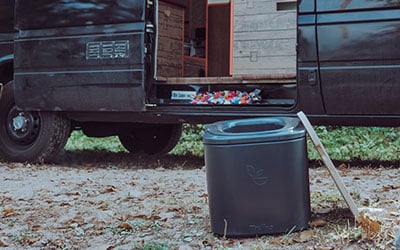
top-left (307, 126), bottom-right (400, 161)
top-left (65, 131), bottom-right (127, 153)
top-left (65, 125), bottom-right (400, 161)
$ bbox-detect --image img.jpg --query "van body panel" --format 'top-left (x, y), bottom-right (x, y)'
top-left (0, 0), bottom-right (14, 33)
top-left (13, 0), bottom-right (147, 112)
top-left (316, 1), bottom-right (400, 115)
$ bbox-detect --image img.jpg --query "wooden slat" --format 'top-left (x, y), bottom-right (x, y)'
top-left (157, 2), bottom-right (184, 77)
top-left (297, 111), bottom-right (360, 220)
top-left (156, 73), bottom-right (296, 85)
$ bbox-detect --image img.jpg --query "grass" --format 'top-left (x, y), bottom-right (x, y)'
top-left (65, 125), bottom-right (400, 161)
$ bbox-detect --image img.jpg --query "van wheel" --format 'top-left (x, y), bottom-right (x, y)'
top-left (0, 82), bottom-right (70, 163)
top-left (118, 135), bottom-right (139, 153)
top-left (118, 124), bottom-right (182, 155)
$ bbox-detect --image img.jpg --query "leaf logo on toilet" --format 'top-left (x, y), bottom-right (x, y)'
top-left (246, 165), bottom-right (269, 186)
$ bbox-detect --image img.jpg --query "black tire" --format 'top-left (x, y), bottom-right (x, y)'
top-left (118, 124), bottom-right (182, 155)
top-left (118, 134), bottom-right (138, 153)
top-left (0, 82), bottom-right (70, 163)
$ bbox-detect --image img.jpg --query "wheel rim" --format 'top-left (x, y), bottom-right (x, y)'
top-left (6, 106), bottom-right (41, 146)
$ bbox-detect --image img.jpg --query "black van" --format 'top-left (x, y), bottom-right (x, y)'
top-left (0, 0), bottom-right (399, 162)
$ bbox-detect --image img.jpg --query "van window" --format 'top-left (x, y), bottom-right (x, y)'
top-left (15, 0), bottom-right (145, 30)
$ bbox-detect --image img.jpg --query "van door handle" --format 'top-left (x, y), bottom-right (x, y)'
top-left (307, 70), bottom-right (317, 85)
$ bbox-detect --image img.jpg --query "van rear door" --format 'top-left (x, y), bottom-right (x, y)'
top-left (316, 1), bottom-right (400, 115)
top-left (14, 1), bottom-right (149, 112)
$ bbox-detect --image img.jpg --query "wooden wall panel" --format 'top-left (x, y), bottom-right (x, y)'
top-left (233, 0), bottom-right (297, 75)
top-left (157, 2), bottom-right (184, 77)
top-left (208, 4), bottom-right (231, 77)
top-left (184, 57), bottom-right (206, 77)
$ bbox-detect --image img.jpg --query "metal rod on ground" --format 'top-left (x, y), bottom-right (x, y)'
top-left (297, 111), bottom-right (360, 220)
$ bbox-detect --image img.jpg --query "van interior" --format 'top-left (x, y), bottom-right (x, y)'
top-left (152, 0), bottom-right (297, 107)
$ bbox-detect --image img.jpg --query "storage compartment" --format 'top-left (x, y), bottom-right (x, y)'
top-left (203, 117), bottom-right (310, 236)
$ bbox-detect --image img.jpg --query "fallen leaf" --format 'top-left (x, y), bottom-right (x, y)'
top-left (131, 214), bottom-right (148, 220)
top-left (31, 225), bottom-right (42, 231)
top-left (295, 230), bottom-right (314, 243)
top-left (191, 206), bottom-right (201, 212)
top-left (101, 186), bottom-right (117, 194)
top-left (65, 191), bottom-right (81, 196)
top-left (97, 203), bottom-right (108, 210)
top-left (309, 219), bottom-right (327, 228)
top-left (22, 236), bottom-right (40, 245)
top-left (167, 207), bottom-right (186, 214)
top-left (2, 207), bottom-right (17, 217)
top-left (55, 240), bottom-right (66, 248)
top-left (358, 210), bottom-right (381, 238)
top-left (119, 215), bottom-right (131, 221)
top-left (149, 215), bottom-right (162, 221)
top-left (118, 222), bottom-right (133, 230)
top-left (379, 185), bottom-right (400, 192)
top-left (338, 163), bottom-right (348, 170)
top-left (60, 202), bottom-right (71, 207)
top-left (66, 216), bottom-right (85, 226)
top-left (269, 238), bottom-right (283, 246)
top-left (198, 239), bottom-right (212, 248)
top-left (0, 239), bottom-right (10, 247)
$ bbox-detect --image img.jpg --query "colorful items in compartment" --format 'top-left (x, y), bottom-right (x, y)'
top-left (191, 89), bottom-right (262, 105)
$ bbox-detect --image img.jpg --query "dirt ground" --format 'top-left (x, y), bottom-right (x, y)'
top-left (0, 151), bottom-right (399, 250)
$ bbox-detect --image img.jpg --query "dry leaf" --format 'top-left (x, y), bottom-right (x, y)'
top-left (167, 207), bottom-right (186, 214)
top-left (97, 203), bottom-right (108, 210)
top-left (101, 186), bottom-right (117, 194)
top-left (118, 222), bottom-right (133, 230)
top-left (296, 230), bottom-right (314, 243)
top-left (22, 236), bottom-right (40, 245)
top-left (338, 163), bottom-right (348, 170)
top-left (65, 191), bottom-right (81, 196)
top-left (119, 214), bottom-right (131, 221)
top-left (379, 185), bottom-right (400, 192)
top-left (60, 202), bottom-right (71, 207)
top-left (66, 216), bottom-right (85, 226)
top-left (2, 207), bottom-right (17, 217)
top-left (0, 239), bottom-right (10, 247)
top-left (309, 219), bottom-right (327, 228)
top-left (149, 215), bottom-right (162, 221)
top-left (358, 210), bottom-right (381, 238)
top-left (269, 237), bottom-right (283, 246)
top-left (131, 214), bottom-right (148, 220)
top-left (191, 206), bottom-right (201, 212)
top-left (31, 225), bottom-right (42, 231)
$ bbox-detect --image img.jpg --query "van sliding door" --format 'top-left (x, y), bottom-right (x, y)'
top-left (14, 0), bottom-right (149, 112)
top-left (316, 1), bottom-right (400, 115)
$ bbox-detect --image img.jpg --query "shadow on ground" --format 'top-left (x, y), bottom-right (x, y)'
top-left (58, 150), bottom-right (205, 170)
